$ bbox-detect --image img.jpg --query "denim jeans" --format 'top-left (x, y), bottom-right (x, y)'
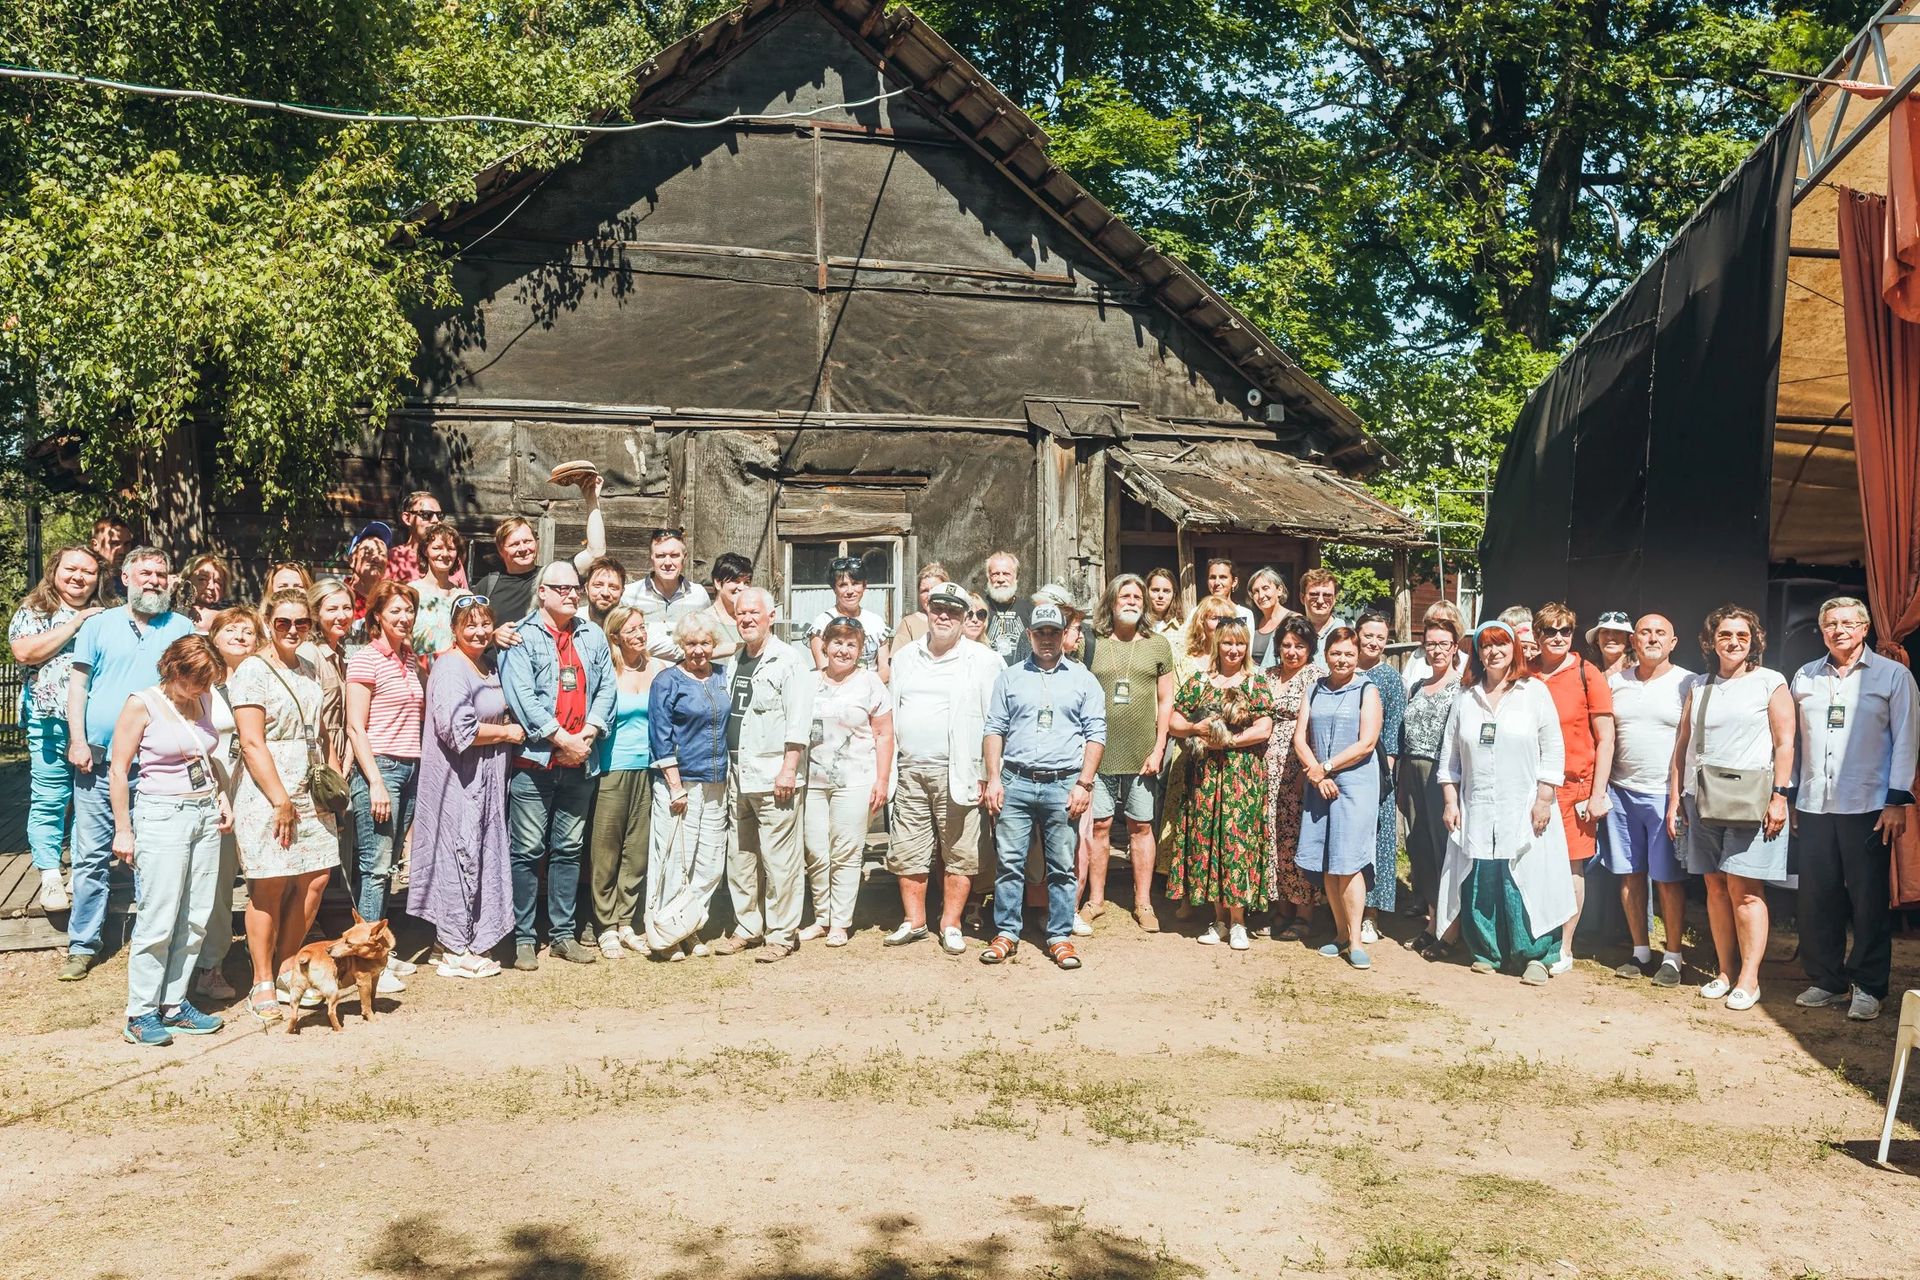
top-left (23, 697), bottom-right (73, 872)
top-left (992, 773), bottom-right (1077, 944)
top-left (350, 754), bottom-right (419, 921)
top-left (124, 792), bottom-right (221, 1018)
top-left (508, 766), bottom-right (594, 946)
top-left (68, 746), bottom-right (126, 956)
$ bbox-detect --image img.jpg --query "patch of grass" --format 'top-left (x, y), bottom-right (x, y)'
top-left (1591, 1068), bottom-right (1697, 1103)
top-left (816, 1048), bottom-right (907, 1102)
top-left (1249, 1077), bottom-right (1335, 1104)
top-left (958, 1049), bottom-right (1195, 1145)
top-left (949, 1100), bottom-right (1038, 1138)
top-left (1600, 1118), bottom-right (1831, 1172)
top-left (1424, 1051), bottom-right (1551, 1104)
top-left (1353, 1228), bottom-right (1461, 1279)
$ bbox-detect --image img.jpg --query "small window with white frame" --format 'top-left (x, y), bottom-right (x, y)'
top-left (783, 538), bottom-right (900, 646)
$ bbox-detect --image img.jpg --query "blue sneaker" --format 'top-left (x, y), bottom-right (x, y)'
top-left (1318, 941), bottom-right (1348, 958)
top-left (122, 1013), bottom-right (174, 1047)
top-left (161, 1000), bottom-right (224, 1036)
top-left (1347, 947), bottom-right (1372, 970)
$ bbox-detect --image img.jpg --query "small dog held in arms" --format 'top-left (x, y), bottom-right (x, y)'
top-left (279, 914), bottom-right (395, 1035)
top-left (1202, 687), bottom-right (1256, 749)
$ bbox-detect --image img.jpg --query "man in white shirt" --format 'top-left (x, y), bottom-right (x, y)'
top-left (1790, 597), bottom-right (1919, 1021)
top-left (886, 582), bottom-right (1004, 954)
top-left (1600, 614), bottom-right (1692, 986)
top-left (714, 589), bottom-right (813, 963)
top-left (619, 527), bottom-right (711, 661)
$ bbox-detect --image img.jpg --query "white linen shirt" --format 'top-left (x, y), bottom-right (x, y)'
top-left (1435, 679), bottom-right (1566, 861)
top-left (1790, 650), bottom-right (1920, 815)
top-left (888, 636), bottom-right (1016, 803)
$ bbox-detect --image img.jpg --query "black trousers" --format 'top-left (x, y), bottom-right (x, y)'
top-left (1795, 809), bottom-right (1893, 1000)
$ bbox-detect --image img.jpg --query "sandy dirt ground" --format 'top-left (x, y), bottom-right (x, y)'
top-left (1, 892), bottom-right (1917, 1280)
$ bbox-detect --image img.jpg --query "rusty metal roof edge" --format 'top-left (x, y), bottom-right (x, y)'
top-left (1113, 444), bottom-right (1424, 543)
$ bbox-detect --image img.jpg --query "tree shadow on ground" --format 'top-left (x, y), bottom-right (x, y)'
top-left (217, 1203), bottom-right (1197, 1280)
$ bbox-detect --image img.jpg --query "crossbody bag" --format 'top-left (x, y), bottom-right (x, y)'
top-left (1691, 675), bottom-right (1772, 825)
top-left (261, 659), bottom-right (352, 815)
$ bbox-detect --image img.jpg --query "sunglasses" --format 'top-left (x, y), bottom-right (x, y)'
top-left (649, 527), bottom-right (686, 543)
top-left (967, 608), bottom-right (989, 620)
top-left (828, 556), bottom-right (867, 576)
top-left (1540, 625), bottom-right (1576, 638)
top-left (452, 593), bottom-right (490, 610)
top-left (542, 583), bottom-right (582, 596)
top-left (271, 617), bottom-right (312, 635)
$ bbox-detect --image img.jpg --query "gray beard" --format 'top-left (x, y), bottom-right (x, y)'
top-left (129, 587), bottom-right (172, 615)
top-left (987, 583), bottom-right (1017, 605)
top-left (1116, 607), bottom-right (1143, 626)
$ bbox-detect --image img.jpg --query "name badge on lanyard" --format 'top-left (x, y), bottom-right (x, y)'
top-left (186, 758), bottom-right (208, 791)
top-left (1828, 703), bottom-right (1846, 729)
top-left (559, 665), bottom-right (580, 693)
top-left (1113, 678), bottom-right (1132, 706)
top-left (1479, 721), bottom-right (1497, 746)
top-left (1038, 706), bottom-right (1055, 732)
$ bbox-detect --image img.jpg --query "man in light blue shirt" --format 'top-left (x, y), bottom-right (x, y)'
top-left (61, 547), bottom-right (194, 979)
top-left (1790, 596), bottom-right (1919, 1021)
top-left (980, 603), bottom-right (1105, 970)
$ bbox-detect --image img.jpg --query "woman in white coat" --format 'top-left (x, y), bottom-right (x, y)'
top-left (1436, 620), bottom-right (1576, 986)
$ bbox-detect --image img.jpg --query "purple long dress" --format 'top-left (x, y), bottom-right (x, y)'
top-left (408, 652), bottom-right (514, 954)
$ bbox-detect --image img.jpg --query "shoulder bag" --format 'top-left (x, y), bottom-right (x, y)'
top-left (261, 659), bottom-right (351, 815)
top-left (1691, 676), bottom-right (1771, 825)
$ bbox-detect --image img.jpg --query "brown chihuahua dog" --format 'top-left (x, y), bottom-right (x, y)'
top-left (280, 913), bottom-right (395, 1035)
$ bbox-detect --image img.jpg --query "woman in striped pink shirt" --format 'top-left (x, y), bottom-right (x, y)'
top-left (346, 580), bottom-right (425, 947)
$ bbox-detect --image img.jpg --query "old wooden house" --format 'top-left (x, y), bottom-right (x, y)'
top-left (311, 0), bottom-right (1418, 619)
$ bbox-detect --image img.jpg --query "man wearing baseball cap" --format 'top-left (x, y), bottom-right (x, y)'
top-left (979, 602), bottom-right (1106, 970)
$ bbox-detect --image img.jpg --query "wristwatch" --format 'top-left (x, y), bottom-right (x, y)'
top-left (1772, 786), bottom-right (1792, 797)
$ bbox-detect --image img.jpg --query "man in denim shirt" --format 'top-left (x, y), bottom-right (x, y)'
top-left (499, 561), bottom-right (616, 970)
top-left (980, 602), bottom-right (1106, 970)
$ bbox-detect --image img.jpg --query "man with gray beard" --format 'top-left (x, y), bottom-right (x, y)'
top-left (980, 551), bottom-right (1032, 666)
top-left (1085, 575), bottom-right (1175, 931)
top-left (60, 547), bottom-right (195, 980)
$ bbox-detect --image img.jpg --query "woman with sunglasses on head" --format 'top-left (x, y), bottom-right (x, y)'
top-left (1531, 602), bottom-right (1615, 973)
top-left (1436, 621), bottom-right (1575, 986)
top-left (1665, 605), bottom-right (1792, 1011)
top-left (806, 556), bottom-right (892, 681)
top-left (8, 544), bottom-right (102, 912)
top-left (412, 594), bottom-right (524, 978)
top-left (229, 589), bottom-right (341, 1021)
top-left (192, 605), bottom-right (261, 1001)
top-left (345, 580), bottom-right (425, 934)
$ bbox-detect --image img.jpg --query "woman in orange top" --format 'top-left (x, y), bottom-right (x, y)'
top-left (1531, 602), bottom-right (1615, 975)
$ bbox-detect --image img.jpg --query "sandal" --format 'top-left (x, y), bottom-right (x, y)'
top-left (979, 935), bottom-right (1018, 966)
top-left (1403, 930), bottom-right (1437, 953)
top-left (1275, 921), bottom-right (1310, 943)
top-left (1418, 938), bottom-right (1456, 962)
top-left (1046, 940), bottom-right (1082, 970)
top-left (248, 981), bottom-right (282, 1023)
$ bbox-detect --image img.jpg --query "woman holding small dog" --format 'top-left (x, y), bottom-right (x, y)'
top-left (1166, 619), bottom-right (1275, 950)
top-left (231, 589), bottom-right (341, 1021)
top-left (109, 634), bottom-right (232, 1045)
top-left (1293, 627), bottom-right (1384, 969)
top-left (413, 596), bottom-right (525, 978)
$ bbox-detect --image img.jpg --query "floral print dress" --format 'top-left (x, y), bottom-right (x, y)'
top-left (1168, 671), bottom-right (1275, 909)
top-left (1264, 663), bottom-right (1324, 909)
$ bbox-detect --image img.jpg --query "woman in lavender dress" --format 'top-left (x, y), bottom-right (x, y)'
top-left (411, 597), bottom-right (527, 978)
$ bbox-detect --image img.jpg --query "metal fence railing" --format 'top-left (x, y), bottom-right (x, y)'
top-left (0, 664), bottom-right (23, 747)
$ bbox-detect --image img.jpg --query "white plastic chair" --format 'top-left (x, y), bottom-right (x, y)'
top-left (1878, 990), bottom-right (1920, 1163)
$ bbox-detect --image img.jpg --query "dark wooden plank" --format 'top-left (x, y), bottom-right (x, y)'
top-left (0, 852), bottom-right (37, 920)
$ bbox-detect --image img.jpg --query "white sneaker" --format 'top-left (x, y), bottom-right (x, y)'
top-left (1228, 924), bottom-right (1250, 951)
top-left (1549, 956), bottom-right (1574, 976)
top-left (798, 923), bottom-right (828, 942)
top-left (376, 970), bottom-right (406, 996)
top-left (1358, 919), bottom-right (1379, 945)
top-left (386, 956), bottom-right (418, 977)
top-left (1197, 924), bottom-right (1223, 946)
top-left (597, 929), bottom-right (624, 960)
top-left (940, 927), bottom-right (966, 955)
top-left (690, 941), bottom-right (710, 958)
top-left (617, 926), bottom-right (649, 955)
top-left (37, 869), bottom-right (69, 912)
top-left (1726, 987), bottom-right (1760, 1012)
top-left (1848, 991), bottom-right (1883, 1021)
top-left (196, 968), bottom-right (237, 1000)
top-left (1071, 913), bottom-right (1094, 937)
top-left (1699, 976), bottom-right (1731, 1000)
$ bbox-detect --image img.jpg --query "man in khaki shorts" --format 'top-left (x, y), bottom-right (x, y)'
top-left (887, 582), bottom-right (1007, 954)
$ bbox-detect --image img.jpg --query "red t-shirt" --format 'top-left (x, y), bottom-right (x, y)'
top-left (518, 618), bottom-right (588, 771)
top-left (1541, 657), bottom-right (1613, 784)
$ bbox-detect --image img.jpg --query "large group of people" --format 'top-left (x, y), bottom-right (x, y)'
top-left (8, 504), bottom-right (1917, 1047)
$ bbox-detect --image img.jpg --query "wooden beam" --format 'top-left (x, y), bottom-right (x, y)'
top-left (1175, 522), bottom-right (1196, 613)
top-left (1391, 547), bottom-right (1412, 643)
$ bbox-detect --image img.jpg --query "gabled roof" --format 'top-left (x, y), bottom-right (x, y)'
top-left (415, 0), bottom-right (1389, 475)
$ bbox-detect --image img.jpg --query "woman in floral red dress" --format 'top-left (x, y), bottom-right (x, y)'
top-left (1168, 619), bottom-right (1275, 950)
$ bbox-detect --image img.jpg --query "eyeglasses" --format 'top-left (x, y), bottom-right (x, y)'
top-left (541, 583), bottom-right (582, 596)
top-left (271, 617), bottom-right (312, 635)
top-left (1305, 590), bottom-right (1336, 601)
top-left (1821, 619), bottom-right (1867, 632)
top-left (452, 593), bottom-right (490, 610)
top-left (1540, 625), bottom-right (1576, 638)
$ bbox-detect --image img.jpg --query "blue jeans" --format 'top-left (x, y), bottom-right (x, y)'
top-left (124, 792), bottom-right (221, 1018)
top-left (23, 697), bottom-right (73, 871)
top-left (992, 773), bottom-right (1077, 944)
top-left (350, 754), bottom-right (419, 921)
top-left (68, 746), bottom-right (127, 956)
top-left (508, 766), bottom-right (594, 947)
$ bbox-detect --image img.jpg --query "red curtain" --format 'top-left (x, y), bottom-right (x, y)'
top-left (1837, 177), bottom-right (1920, 905)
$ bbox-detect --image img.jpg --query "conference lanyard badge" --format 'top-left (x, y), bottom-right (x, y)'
top-left (1038, 707), bottom-right (1055, 732)
top-left (1113, 678), bottom-right (1132, 706)
top-left (559, 666), bottom-right (579, 692)
top-left (1828, 703), bottom-right (1846, 729)
top-left (1479, 722), bottom-right (1497, 746)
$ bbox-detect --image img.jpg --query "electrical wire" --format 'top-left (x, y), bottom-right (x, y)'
top-left (0, 62), bottom-right (908, 133)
